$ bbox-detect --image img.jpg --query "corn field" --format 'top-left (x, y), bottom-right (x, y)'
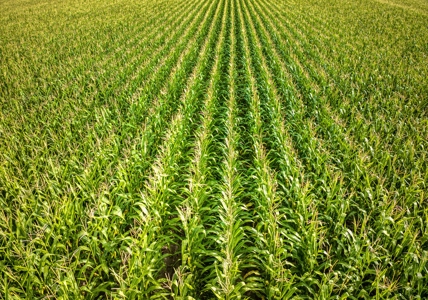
top-left (0, 0), bottom-right (427, 298)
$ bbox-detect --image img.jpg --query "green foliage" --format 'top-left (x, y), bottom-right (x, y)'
top-left (0, 0), bottom-right (427, 298)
